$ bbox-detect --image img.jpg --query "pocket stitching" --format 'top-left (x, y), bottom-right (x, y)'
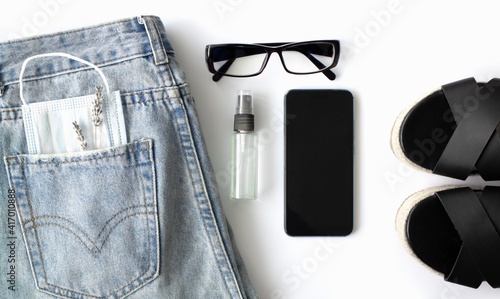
top-left (19, 158), bottom-right (51, 295)
top-left (23, 205), bottom-right (156, 255)
top-left (5, 146), bottom-right (149, 166)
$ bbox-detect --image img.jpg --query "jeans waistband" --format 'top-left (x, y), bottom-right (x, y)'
top-left (0, 15), bottom-right (173, 88)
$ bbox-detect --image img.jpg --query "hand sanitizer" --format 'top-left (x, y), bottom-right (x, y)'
top-left (230, 90), bottom-right (258, 200)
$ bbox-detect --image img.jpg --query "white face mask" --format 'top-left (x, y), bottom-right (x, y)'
top-left (19, 53), bottom-right (127, 155)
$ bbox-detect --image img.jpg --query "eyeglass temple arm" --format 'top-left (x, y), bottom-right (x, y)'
top-left (304, 52), bottom-right (336, 80)
top-left (212, 58), bottom-right (234, 81)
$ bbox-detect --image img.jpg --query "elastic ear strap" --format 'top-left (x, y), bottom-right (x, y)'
top-left (19, 52), bottom-right (111, 105)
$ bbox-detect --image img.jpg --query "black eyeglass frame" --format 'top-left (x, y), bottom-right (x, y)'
top-left (205, 40), bottom-right (340, 82)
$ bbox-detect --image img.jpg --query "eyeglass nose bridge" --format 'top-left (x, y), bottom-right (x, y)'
top-left (258, 47), bottom-right (288, 75)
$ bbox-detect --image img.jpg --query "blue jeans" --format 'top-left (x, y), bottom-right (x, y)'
top-left (0, 16), bottom-right (257, 299)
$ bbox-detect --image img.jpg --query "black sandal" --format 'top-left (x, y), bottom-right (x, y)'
top-left (396, 186), bottom-right (500, 288)
top-left (391, 77), bottom-right (500, 180)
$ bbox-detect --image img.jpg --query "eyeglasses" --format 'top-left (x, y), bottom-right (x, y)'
top-left (205, 40), bottom-right (340, 82)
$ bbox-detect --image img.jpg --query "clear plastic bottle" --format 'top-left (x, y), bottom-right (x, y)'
top-left (230, 90), bottom-right (258, 200)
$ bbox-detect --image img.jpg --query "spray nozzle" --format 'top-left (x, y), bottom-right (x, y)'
top-left (234, 90), bottom-right (254, 132)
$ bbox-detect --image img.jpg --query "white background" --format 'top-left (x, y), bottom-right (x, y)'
top-left (2, 1), bottom-right (500, 298)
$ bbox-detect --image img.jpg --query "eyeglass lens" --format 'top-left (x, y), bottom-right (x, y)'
top-left (282, 43), bottom-right (335, 74)
top-left (212, 46), bottom-right (267, 76)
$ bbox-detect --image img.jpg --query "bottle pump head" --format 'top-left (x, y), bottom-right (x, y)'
top-left (234, 90), bottom-right (254, 132)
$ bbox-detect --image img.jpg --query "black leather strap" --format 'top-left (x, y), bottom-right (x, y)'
top-left (474, 80), bottom-right (500, 180)
top-left (433, 78), bottom-right (500, 180)
top-left (436, 187), bottom-right (500, 288)
top-left (444, 245), bottom-right (483, 288)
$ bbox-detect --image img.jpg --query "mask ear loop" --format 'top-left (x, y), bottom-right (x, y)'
top-left (18, 52), bottom-right (112, 105)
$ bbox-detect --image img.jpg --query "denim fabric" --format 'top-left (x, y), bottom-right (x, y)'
top-left (0, 16), bottom-right (258, 299)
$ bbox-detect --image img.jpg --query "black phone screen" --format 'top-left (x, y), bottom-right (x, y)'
top-left (285, 89), bottom-right (354, 236)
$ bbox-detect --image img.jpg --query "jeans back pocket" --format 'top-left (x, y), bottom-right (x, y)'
top-left (4, 139), bottom-right (159, 299)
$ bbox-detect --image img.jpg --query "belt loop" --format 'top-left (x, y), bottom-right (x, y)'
top-left (138, 16), bottom-right (169, 65)
top-left (0, 81), bottom-right (4, 97)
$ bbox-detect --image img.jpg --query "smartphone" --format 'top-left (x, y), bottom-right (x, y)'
top-left (284, 89), bottom-right (354, 236)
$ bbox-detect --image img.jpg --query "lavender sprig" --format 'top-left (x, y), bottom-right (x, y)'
top-left (72, 121), bottom-right (87, 150)
top-left (91, 86), bottom-right (103, 127)
top-left (91, 86), bottom-right (103, 149)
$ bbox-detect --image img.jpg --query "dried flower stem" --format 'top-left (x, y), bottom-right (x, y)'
top-left (72, 121), bottom-right (87, 150)
top-left (91, 86), bottom-right (104, 149)
top-left (92, 86), bottom-right (103, 126)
